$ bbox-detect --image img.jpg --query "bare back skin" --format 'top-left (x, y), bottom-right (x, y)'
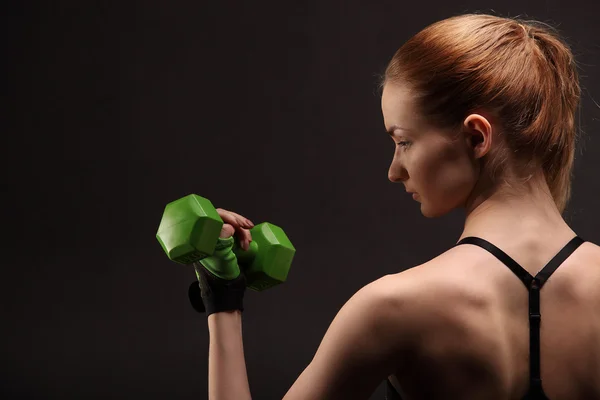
top-left (387, 230), bottom-right (600, 400)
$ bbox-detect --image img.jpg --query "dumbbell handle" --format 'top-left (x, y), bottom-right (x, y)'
top-left (232, 238), bottom-right (259, 266)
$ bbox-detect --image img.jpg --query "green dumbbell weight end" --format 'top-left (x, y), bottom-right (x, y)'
top-left (156, 194), bottom-right (296, 292)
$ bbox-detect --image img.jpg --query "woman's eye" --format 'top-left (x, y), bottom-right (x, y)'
top-left (397, 141), bottom-right (410, 148)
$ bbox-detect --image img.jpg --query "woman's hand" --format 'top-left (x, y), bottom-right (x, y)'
top-left (216, 208), bottom-right (255, 251)
top-left (189, 207), bottom-right (255, 316)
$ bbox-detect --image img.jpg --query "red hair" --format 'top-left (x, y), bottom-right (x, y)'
top-left (382, 14), bottom-right (581, 213)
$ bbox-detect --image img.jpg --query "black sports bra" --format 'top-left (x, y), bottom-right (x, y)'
top-left (385, 235), bottom-right (586, 400)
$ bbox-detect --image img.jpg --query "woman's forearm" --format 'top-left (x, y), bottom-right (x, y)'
top-left (207, 310), bottom-right (252, 400)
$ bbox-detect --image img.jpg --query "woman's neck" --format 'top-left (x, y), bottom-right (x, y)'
top-left (458, 175), bottom-right (575, 244)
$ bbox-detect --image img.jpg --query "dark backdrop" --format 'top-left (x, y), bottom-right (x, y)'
top-left (4, 1), bottom-right (599, 399)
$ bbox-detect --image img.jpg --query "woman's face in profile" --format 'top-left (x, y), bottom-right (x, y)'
top-left (381, 82), bottom-right (479, 218)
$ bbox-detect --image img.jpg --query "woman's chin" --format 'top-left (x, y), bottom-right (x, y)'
top-left (420, 200), bottom-right (454, 218)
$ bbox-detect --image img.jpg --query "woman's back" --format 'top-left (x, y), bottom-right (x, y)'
top-left (387, 231), bottom-right (600, 400)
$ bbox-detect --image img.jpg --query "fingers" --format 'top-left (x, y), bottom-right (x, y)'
top-left (220, 224), bottom-right (251, 250)
top-left (240, 228), bottom-right (252, 251)
top-left (216, 208), bottom-right (254, 251)
top-left (216, 208), bottom-right (254, 229)
top-left (219, 224), bottom-right (236, 239)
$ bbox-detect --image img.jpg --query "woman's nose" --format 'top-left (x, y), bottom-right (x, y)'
top-left (388, 164), bottom-right (408, 183)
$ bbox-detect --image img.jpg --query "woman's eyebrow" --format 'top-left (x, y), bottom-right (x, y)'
top-left (386, 125), bottom-right (411, 136)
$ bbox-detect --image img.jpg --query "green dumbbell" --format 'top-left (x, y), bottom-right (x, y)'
top-left (156, 194), bottom-right (296, 292)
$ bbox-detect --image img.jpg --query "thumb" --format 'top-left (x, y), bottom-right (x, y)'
top-left (220, 223), bottom-right (235, 239)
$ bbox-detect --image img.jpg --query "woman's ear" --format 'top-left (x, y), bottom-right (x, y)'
top-left (463, 113), bottom-right (493, 159)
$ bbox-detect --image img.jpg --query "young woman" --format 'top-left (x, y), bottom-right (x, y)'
top-left (193, 13), bottom-right (600, 400)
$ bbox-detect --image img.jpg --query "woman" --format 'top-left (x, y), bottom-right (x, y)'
top-left (192, 13), bottom-right (600, 400)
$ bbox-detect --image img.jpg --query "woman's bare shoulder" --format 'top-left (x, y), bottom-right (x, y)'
top-left (384, 245), bottom-right (483, 291)
top-left (378, 246), bottom-right (487, 323)
top-left (580, 240), bottom-right (600, 262)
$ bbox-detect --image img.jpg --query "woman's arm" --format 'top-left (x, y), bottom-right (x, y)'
top-left (282, 275), bottom-right (409, 400)
top-left (206, 274), bottom-right (411, 400)
top-left (207, 310), bottom-right (252, 400)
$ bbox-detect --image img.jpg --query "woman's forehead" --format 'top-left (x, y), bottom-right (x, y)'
top-left (382, 84), bottom-right (420, 126)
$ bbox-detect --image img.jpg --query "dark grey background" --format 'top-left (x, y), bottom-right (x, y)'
top-left (4, 1), bottom-right (599, 399)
